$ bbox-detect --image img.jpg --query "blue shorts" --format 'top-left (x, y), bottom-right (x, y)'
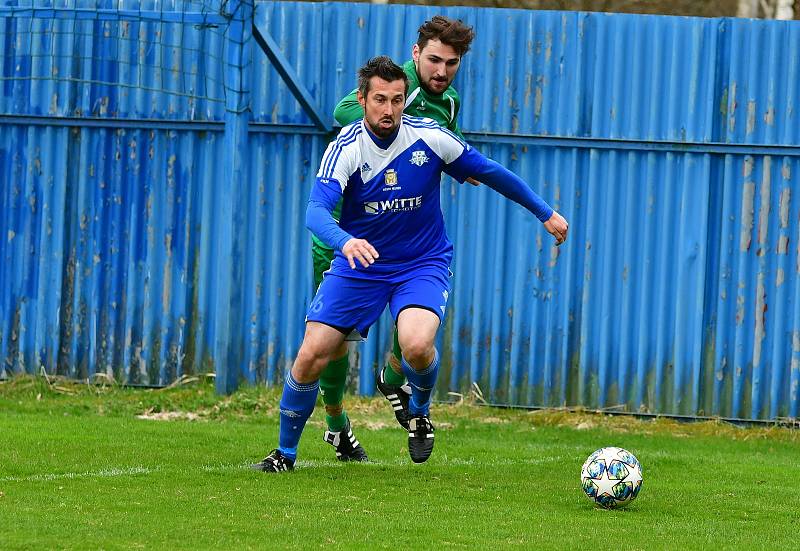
top-left (306, 263), bottom-right (451, 338)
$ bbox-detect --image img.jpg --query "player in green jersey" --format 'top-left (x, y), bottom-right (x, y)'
top-left (312, 16), bottom-right (477, 462)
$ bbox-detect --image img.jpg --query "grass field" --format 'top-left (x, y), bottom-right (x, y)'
top-left (1, 376), bottom-right (799, 550)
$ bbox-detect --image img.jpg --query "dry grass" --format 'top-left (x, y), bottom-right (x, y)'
top-left (3, 374), bottom-right (798, 443)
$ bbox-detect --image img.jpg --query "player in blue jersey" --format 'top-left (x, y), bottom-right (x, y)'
top-left (251, 57), bottom-right (568, 472)
top-left (316, 16), bottom-right (477, 463)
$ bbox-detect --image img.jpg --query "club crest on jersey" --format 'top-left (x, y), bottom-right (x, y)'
top-left (410, 150), bottom-right (429, 167)
top-left (384, 169), bottom-right (398, 186)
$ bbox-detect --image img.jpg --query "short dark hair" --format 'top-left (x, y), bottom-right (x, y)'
top-left (417, 16), bottom-right (475, 57)
top-left (357, 56), bottom-right (409, 97)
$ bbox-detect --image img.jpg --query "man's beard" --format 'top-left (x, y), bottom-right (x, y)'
top-left (367, 117), bottom-right (397, 138)
top-left (420, 76), bottom-right (449, 94)
top-left (416, 65), bottom-right (450, 95)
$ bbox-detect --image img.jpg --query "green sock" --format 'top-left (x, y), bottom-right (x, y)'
top-left (325, 411), bottom-right (348, 433)
top-left (319, 353), bottom-right (349, 432)
top-left (383, 328), bottom-right (406, 385)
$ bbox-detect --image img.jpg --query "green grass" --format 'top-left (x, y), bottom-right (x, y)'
top-left (1, 376), bottom-right (799, 550)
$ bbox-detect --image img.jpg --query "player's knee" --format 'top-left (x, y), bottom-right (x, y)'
top-left (325, 404), bottom-right (343, 416)
top-left (399, 337), bottom-right (434, 367)
top-left (294, 345), bottom-right (331, 381)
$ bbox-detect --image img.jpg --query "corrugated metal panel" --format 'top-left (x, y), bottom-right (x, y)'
top-left (710, 154), bottom-right (800, 419)
top-left (0, 0), bottom-right (228, 120)
top-left (237, 132), bottom-right (324, 385)
top-left (1, 1), bottom-right (799, 420)
top-left (440, 144), bottom-right (800, 419)
top-left (254, 5), bottom-right (800, 144)
top-left (0, 124), bottom-right (225, 384)
top-left (248, 2), bottom-right (800, 419)
top-left (718, 18), bottom-right (800, 145)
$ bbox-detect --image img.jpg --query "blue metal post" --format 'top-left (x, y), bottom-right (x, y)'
top-left (215, 0), bottom-right (252, 394)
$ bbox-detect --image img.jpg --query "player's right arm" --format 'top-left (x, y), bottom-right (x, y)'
top-left (306, 131), bottom-right (379, 268)
top-left (333, 88), bottom-right (364, 126)
top-left (306, 178), bottom-right (352, 252)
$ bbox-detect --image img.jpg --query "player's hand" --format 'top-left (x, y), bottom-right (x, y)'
top-left (342, 238), bottom-right (379, 269)
top-left (543, 211), bottom-right (569, 246)
top-left (464, 177), bottom-right (480, 186)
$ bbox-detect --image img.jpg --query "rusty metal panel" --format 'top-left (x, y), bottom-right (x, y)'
top-left (237, 132), bottom-right (324, 385)
top-left (249, 3), bottom-right (800, 418)
top-left (439, 144), bottom-right (708, 412)
top-left (710, 154), bottom-right (800, 419)
top-left (440, 144), bottom-right (800, 419)
top-left (0, 124), bottom-right (225, 384)
top-left (717, 18), bottom-right (800, 145)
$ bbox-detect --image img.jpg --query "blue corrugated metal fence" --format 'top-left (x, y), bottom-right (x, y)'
top-left (1, 1), bottom-right (799, 420)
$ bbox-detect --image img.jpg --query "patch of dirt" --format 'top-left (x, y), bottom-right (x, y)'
top-left (136, 410), bottom-right (204, 422)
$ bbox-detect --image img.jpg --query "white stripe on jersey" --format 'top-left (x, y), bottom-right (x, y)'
top-left (318, 122), bottom-right (361, 181)
top-left (401, 114), bottom-right (467, 160)
top-left (318, 117), bottom-right (466, 193)
top-left (405, 87), bottom-right (421, 109)
top-left (447, 95), bottom-right (455, 123)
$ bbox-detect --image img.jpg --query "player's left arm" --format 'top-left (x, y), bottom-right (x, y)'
top-left (441, 138), bottom-right (568, 246)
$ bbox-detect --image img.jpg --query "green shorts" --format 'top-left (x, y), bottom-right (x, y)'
top-left (312, 235), bottom-right (335, 291)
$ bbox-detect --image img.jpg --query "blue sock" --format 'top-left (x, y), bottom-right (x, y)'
top-left (277, 373), bottom-right (319, 460)
top-left (401, 350), bottom-right (440, 416)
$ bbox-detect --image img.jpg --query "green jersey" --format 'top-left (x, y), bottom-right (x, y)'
top-left (333, 60), bottom-right (464, 137)
top-left (312, 60), bottom-right (465, 255)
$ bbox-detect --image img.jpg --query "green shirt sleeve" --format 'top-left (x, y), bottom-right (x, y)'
top-left (450, 118), bottom-right (464, 140)
top-left (333, 88), bottom-right (363, 126)
top-left (446, 90), bottom-right (464, 139)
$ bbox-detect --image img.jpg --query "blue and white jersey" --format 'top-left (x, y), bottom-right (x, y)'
top-left (307, 114), bottom-right (554, 278)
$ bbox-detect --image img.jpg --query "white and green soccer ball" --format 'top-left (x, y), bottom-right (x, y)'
top-left (580, 447), bottom-right (643, 509)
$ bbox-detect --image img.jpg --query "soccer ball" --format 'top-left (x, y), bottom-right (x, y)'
top-left (580, 447), bottom-right (643, 509)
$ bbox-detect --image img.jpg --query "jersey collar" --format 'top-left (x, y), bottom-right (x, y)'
top-left (362, 120), bottom-right (401, 150)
